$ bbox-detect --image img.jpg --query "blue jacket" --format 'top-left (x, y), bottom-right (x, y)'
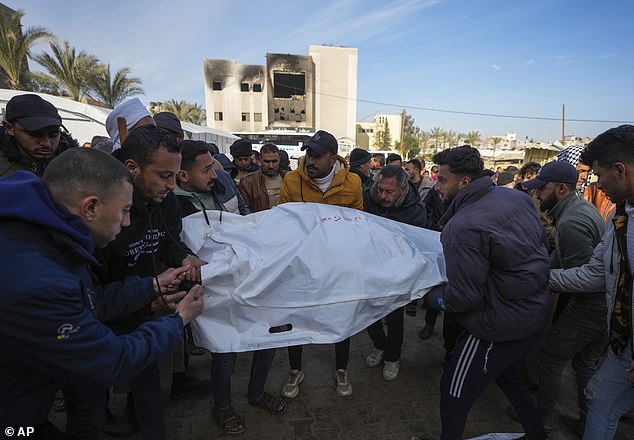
top-left (0, 172), bottom-right (184, 425)
top-left (429, 176), bottom-right (550, 342)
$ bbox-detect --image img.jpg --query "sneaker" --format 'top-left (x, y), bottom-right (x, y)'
top-left (418, 323), bottom-right (434, 340)
top-left (382, 360), bottom-right (400, 381)
top-left (281, 369), bottom-right (304, 399)
top-left (335, 369), bottom-right (352, 397)
top-left (170, 376), bottom-right (212, 400)
top-left (365, 348), bottom-right (384, 368)
top-left (102, 408), bottom-right (136, 437)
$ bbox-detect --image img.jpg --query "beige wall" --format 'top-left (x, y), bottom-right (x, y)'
top-left (203, 59), bottom-right (266, 132)
top-left (356, 122), bottom-right (374, 149)
top-left (373, 114), bottom-right (402, 149)
top-left (309, 45), bottom-right (358, 155)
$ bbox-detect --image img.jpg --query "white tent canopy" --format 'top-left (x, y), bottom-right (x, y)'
top-left (0, 89), bottom-right (238, 151)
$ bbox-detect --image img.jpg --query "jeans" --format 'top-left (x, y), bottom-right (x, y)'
top-left (583, 343), bottom-right (634, 440)
top-left (537, 296), bottom-right (608, 420)
top-left (211, 349), bottom-right (276, 409)
top-left (367, 306), bottom-right (404, 361)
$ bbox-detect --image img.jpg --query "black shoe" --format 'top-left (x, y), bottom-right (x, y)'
top-left (170, 376), bottom-right (212, 400)
top-left (418, 324), bottom-right (434, 340)
top-left (560, 415), bottom-right (584, 438)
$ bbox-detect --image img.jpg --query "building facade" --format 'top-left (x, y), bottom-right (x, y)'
top-left (203, 45), bottom-right (357, 153)
top-left (355, 113), bottom-right (402, 151)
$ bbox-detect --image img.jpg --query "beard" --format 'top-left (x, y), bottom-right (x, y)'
top-left (539, 191), bottom-right (558, 212)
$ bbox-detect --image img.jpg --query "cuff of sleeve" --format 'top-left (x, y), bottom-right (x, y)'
top-left (139, 276), bottom-right (158, 301)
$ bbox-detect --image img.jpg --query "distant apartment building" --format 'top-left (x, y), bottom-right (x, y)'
top-left (355, 113), bottom-right (402, 150)
top-left (203, 45), bottom-right (357, 151)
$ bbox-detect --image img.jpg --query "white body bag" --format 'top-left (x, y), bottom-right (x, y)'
top-left (180, 202), bottom-right (447, 353)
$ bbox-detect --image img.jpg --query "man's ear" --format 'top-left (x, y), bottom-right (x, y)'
top-left (459, 175), bottom-right (472, 189)
top-left (4, 121), bottom-right (15, 137)
top-left (613, 162), bottom-right (627, 178)
top-left (124, 159), bottom-right (139, 178)
top-left (178, 169), bottom-right (188, 183)
top-left (77, 195), bottom-right (100, 223)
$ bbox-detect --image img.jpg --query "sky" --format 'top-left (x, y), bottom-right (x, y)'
top-left (10, 0), bottom-right (634, 142)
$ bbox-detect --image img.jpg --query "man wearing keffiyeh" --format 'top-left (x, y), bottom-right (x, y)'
top-left (549, 125), bottom-right (634, 439)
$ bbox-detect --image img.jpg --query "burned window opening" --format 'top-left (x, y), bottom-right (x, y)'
top-left (273, 72), bottom-right (305, 99)
top-left (253, 84), bottom-right (262, 92)
top-left (240, 83), bottom-right (249, 92)
top-left (212, 81), bottom-right (222, 90)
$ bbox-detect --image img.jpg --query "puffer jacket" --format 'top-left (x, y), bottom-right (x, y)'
top-left (0, 172), bottom-right (183, 426)
top-left (429, 175), bottom-right (551, 342)
top-left (550, 205), bottom-right (633, 353)
top-left (279, 155), bottom-right (363, 209)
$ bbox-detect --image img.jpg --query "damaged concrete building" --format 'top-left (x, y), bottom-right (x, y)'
top-left (203, 45), bottom-right (357, 151)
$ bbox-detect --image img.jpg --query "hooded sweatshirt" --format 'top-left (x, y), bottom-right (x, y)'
top-left (0, 172), bottom-right (183, 426)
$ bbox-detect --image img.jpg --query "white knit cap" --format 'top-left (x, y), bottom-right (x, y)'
top-left (105, 98), bottom-right (151, 150)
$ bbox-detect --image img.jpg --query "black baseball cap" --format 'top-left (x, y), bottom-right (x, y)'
top-left (301, 130), bottom-right (338, 155)
top-left (5, 94), bottom-right (62, 131)
top-left (522, 161), bottom-right (578, 189)
top-left (153, 111), bottom-right (183, 135)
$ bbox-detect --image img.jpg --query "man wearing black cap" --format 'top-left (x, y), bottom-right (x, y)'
top-left (229, 138), bottom-right (259, 184)
top-left (154, 111), bottom-right (185, 143)
top-left (348, 147), bottom-right (373, 191)
top-left (523, 160), bottom-right (607, 435)
top-left (1, 94), bottom-right (63, 178)
top-left (279, 129), bottom-right (363, 399)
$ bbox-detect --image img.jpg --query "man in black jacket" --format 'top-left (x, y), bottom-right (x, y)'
top-left (96, 125), bottom-right (208, 439)
top-left (424, 146), bottom-right (550, 440)
top-left (363, 165), bottom-right (427, 381)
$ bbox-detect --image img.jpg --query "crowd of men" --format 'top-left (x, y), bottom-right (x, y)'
top-left (1, 93), bottom-right (633, 440)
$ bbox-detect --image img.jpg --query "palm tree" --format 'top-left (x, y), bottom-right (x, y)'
top-left (418, 131), bottom-right (432, 157)
top-left (430, 127), bottom-right (444, 152)
top-left (441, 130), bottom-right (457, 149)
top-left (465, 130), bottom-right (481, 147)
top-left (90, 64), bottom-right (143, 108)
top-left (0, 9), bottom-right (53, 89)
top-left (34, 40), bottom-right (99, 101)
top-left (157, 99), bottom-right (206, 125)
top-left (491, 136), bottom-right (502, 167)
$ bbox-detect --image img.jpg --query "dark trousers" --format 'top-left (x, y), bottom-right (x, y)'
top-left (367, 306), bottom-right (405, 361)
top-left (288, 338), bottom-right (350, 371)
top-left (440, 332), bottom-right (547, 440)
top-left (537, 297), bottom-right (608, 420)
top-left (211, 349), bottom-right (276, 409)
top-left (63, 383), bottom-right (107, 439)
top-left (129, 362), bottom-right (166, 440)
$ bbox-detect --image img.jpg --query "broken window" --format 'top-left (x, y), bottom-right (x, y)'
top-left (253, 84), bottom-right (262, 92)
top-left (240, 83), bottom-right (249, 92)
top-left (212, 81), bottom-right (222, 90)
top-left (214, 112), bottom-right (223, 121)
top-left (273, 72), bottom-right (305, 98)
top-left (254, 113), bottom-right (262, 122)
top-left (241, 112), bottom-right (249, 122)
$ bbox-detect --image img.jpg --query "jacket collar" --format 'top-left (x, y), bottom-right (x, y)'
top-left (548, 192), bottom-right (578, 221)
top-left (442, 175), bottom-right (494, 224)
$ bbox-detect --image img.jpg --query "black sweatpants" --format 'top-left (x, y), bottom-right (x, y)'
top-left (440, 331), bottom-right (547, 440)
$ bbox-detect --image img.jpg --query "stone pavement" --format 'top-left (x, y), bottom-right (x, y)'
top-left (51, 313), bottom-right (634, 439)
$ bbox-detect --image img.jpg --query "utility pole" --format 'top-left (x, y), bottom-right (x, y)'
top-left (400, 109), bottom-right (405, 156)
top-left (562, 104), bottom-right (565, 145)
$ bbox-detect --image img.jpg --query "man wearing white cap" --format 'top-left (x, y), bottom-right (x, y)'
top-left (105, 98), bottom-right (155, 150)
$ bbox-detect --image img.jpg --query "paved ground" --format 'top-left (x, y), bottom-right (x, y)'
top-left (51, 312), bottom-right (634, 439)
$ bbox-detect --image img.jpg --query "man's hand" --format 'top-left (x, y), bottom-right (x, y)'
top-left (154, 264), bottom-right (191, 293)
top-left (176, 284), bottom-right (204, 325)
top-left (424, 284), bottom-right (447, 311)
top-left (627, 360), bottom-right (634, 384)
top-left (150, 290), bottom-right (187, 312)
top-left (181, 255), bottom-right (208, 283)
